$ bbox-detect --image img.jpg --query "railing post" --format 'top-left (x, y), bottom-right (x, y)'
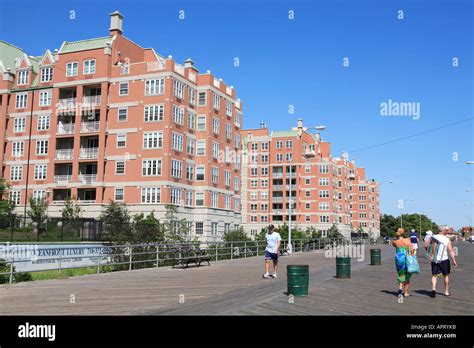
top-left (244, 242), bottom-right (247, 258)
top-left (300, 240), bottom-right (303, 252)
top-left (215, 243), bottom-right (218, 261)
top-left (129, 246), bottom-right (132, 271)
top-left (156, 245), bottom-right (160, 268)
top-left (319, 239), bottom-right (321, 250)
top-left (230, 242), bottom-right (233, 260)
top-left (9, 247), bottom-right (14, 285)
top-left (58, 248), bottom-right (63, 274)
top-left (256, 241), bottom-right (259, 256)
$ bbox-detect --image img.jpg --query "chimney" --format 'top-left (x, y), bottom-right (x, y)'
top-left (297, 118), bottom-right (303, 130)
top-left (109, 11), bottom-right (123, 35)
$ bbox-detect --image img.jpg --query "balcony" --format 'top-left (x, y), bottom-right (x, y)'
top-left (56, 123), bottom-right (75, 135)
top-left (272, 210), bottom-right (283, 215)
top-left (80, 121), bottom-right (100, 133)
top-left (82, 95), bottom-right (101, 108)
top-left (272, 173), bottom-right (283, 179)
top-left (272, 185), bottom-right (283, 190)
top-left (272, 197), bottom-right (284, 203)
top-left (55, 149), bottom-right (74, 160)
top-left (54, 175), bottom-right (72, 184)
top-left (58, 98), bottom-right (76, 110)
top-left (78, 174), bottom-right (97, 184)
top-left (79, 147), bottom-right (99, 159)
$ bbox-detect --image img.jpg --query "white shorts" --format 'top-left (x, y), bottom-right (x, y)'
top-left (412, 243), bottom-right (418, 250)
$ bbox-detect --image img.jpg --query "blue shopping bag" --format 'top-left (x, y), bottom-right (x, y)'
top-left (406, 254), bottom-right (420, 274)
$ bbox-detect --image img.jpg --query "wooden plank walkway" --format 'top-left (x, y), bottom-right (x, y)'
top-left (0, 243), bottom-right (472, 315)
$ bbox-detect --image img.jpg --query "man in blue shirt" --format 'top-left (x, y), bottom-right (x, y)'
top-left (263, 224), bottom-right (281, 279)
top-left (409, 229), bottom-right (418, 254)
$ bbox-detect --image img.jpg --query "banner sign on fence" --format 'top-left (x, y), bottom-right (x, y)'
top-left (0, 244), bottom-right (111, 272)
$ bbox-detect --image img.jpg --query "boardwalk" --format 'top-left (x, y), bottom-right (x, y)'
top-left (0, 243), bottom-right (472, 315)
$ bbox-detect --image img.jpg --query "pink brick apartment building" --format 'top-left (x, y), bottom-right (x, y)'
top-left (0, 12), bottom-right (243, 241)
top-left (242, 120), bottom-right (380, 239)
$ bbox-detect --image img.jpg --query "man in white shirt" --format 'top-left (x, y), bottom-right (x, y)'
top-left (425, 228), bottom-right (458, 297)
top-left (263, 224), bottom-right (281, 279)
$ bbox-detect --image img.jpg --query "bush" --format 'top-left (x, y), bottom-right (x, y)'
top-left (0, 258), bottom-right (32, 284)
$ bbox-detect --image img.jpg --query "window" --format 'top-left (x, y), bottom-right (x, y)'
top-left (120, 63), bottom-right (129, 75)
top-left (319, 190), bottom-right (329, 198)
top-left (35, 140), bottom-right (48, 155)
top-left (143, 132), bottom-right (163, 149)
top-left (196, 166), bottom-right (205, 181)
top-left (286, 153), bottom-right (292, 161)
top-left (117, 134), bottom-right (127, 148)
top-left (185, 191), bottom-right (193, 206)
top-left (119, 82), bottom-right (128, 95)
top-left (359, 195), bottom-right (367, 201)
top-left (212, 192), bottom-right (219, 208)
top-left (145, 78), bottom-right (165, 95)
top-left (10, 191), bottom-right (20, 205)
top-left (186, 138), bottom-right (196, 156)
top-left (13, 117), bottom-right (26, 132)
top-left (211, 167), bottom-right (219, 183)
top-left (211, 222), bottom-right (218, 235)
top-left (188, 88), bottom-right (196, 105)
top-left (250, 180), bottom-right (258, 188)
top-left (305, 164), bottom-right (311, 173)
top-left (116, 161), bottom-right (125, 175)
top-left (83, 60), bottom-right (96, 74)
top-left (34, 164), bottom-right (47, 180)
top-left (12, 142), bottom-right (24, 157)
top-left (173, 80), bottom-right (184, 99)
top-left (141, 187), bottom-right (161, 203)
top-left (234, 134), bottom-right (241, 149)
top-left (197, 115), bottom-right (206, 131)
top-left (17, 70), bottom-right (29, 85)
top-left (144, 105), bottom-right (164, 122)
top-left (195, 222), bottom-right (204, 234)
top-left (41, 67), bottom-right (53, 82)
top-left (39, 90), bottom-right (52, 106)
top-left (276, 153), bottom-right (283, 162)
top-left (212, 142), bottom-right (219, 159)
top-left (185, 163), bottom-right (194, 181)
top-left (10, 165), bottom-right (22, 181)
top-left (234, 177), bottom-right (240, 191)
top-left (213, 94), bottom-right (220, 110)
top-left (261, 142), bottom-right (269, 150)
top-left (286, 140), bottom-right (293, 148)
top-left (170, 188), bottom-right (182, 205)
top-left (37, 114), bottom-right (50, 130)
top-left (359, 185), bottom-right (367, 192)
top-left (196, 140), bottom-right (206, 156)
top-left (319, 164), bottom-right (329, 174)
top-left (305, 190), bottom-right (311, 197)
top-left (198, 91), bottom-right (206, 106)
top-left (115, 187), bottom-right (124, 201)
top-left (305, 203), bottom-right (311, 210)
top-left (212, 117), bottom-right (220, 134)
top-left (276, 141), bottom-right (283, 149)
top-left (142, 159), bottom-right (162, 176)
top-left (226, 124), bottom-right (232, 140)
top-left (195, 193), bottom-right (204, 206)
top-left (118, 108), bottom-right (128, 122)
top-left (171, 160), bottom-right (182, 178)
top-left (262, 155), bottom-right (268, 163)
top-left (172, 105), bottom-right (184, 125)
top-left (226, 101), bottom-right (232, 117)
top-left (171, 132), bottom-right (183, 151)
top-left (319, 202), bottom-right (330, 211)
top-left (225, 171), bottom-right (231, 187)
top-left (16, 93), bottom-right (27, 108)
top-left (261, 179), bottom-right (268, 187)
top-left (319, 178), bottom-right (329, 186)
top-left (33, 190), bottom-right (45, 201)
top-left (250, 168), bottom-right (258, 176)
top-left (188, 112), bottom-right (196, 130)
top-left (320, 215), bottom-right (330, 223)
top-left (66, 62), bottom-right (78, 77)
top-left (225, 147), bottom-right (231, 163)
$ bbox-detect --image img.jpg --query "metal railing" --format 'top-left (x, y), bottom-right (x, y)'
top-left (58, 98), bottom-right (76, 110)
top-left (55, 149), bottom-right (74, 160)
top-left (56, 123), bottom-right (75, 135)
top-left (53, 175), bottom-right (72, 183)
top-left (78, 174), bottom-right (97, 184)
top-left (80, 121), bottom-right (100, 133)
top-left (82, 95), bottom-right (101, 107)
top-left (79, 147), bottom-right (99, 159)
top-left (0, 238), bottom-right (372, 285)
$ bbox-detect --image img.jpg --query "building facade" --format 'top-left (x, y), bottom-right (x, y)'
top-left (0, 11), bottom-right (243, 241)
top-left (242, 120), bottom-right (380, 239)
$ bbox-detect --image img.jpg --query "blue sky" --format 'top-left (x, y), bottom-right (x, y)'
top-left (1, 0), bottom-right (472, 229)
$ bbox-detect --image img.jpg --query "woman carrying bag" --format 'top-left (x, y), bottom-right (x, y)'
top-left (392, 228), bottom-right (418, 298)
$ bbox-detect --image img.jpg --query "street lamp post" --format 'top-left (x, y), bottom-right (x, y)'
top-left (399, 198), bottom-right (415, 228)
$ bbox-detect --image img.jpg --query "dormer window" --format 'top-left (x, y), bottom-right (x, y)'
top-left (83, 59), bottom-right (96, 75)
top-left (17, 70), bottom-right (29, 85)
top-left (40, 67), bottom-right (53, 82)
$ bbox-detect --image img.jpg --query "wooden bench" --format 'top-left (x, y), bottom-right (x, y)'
top-left (171, 247), bottom-right (211, 269)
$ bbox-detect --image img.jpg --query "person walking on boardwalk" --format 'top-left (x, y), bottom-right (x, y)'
top-left (425, 227), bottom-right (458, 297)
top-left (409, 229), bottom-right (419, 255)
top-left (392, 228), bottom-right (414, 298)
top-left (263, 224), bottom-right (281, 279)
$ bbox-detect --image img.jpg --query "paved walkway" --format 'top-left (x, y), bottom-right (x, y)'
top-left (1, 243), bottom-right (472, 315)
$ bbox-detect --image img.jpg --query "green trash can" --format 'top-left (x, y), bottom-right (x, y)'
top-left (336, 256), bottom-right (351, 278)
top-left (370, 249), bottom-right (382, 266)
top-left (287, 265), bottom-right (309, 296)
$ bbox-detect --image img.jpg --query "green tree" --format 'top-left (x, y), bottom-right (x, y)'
top-left (163, 204), bottom-right (189, 242)
top-left (132, 211), bottom-right (164, 243)
top-left (223, 227), bottom-right (250, 242)
top-left (27, 196), bottom-right (48, 235)
top-left (0, 178), bottom-right (15, 225)
top-left (61, 196), bottom-right (83, 222)
top-left (100, 200), bottom-right (132, 242)
top-left (327, 224), bottom-right (344, 239)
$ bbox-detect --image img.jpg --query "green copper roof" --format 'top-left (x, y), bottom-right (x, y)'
top-left (59, 36), bottom-right (112, 54)
top-left (272, 130), bottom-right (299, 137)
top-left (0, 40), bottom-right (26, 71)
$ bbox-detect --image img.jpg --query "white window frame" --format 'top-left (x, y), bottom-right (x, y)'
top-left (83, 59), bottom-right (96, 75)
top-left (66, 62), bottom-right (78, 77)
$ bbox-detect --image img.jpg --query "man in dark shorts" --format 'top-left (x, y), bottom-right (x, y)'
top-left (426, 228), bottom-right (458, 297)
top-left (263, 224), bottom-right (281, 279)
